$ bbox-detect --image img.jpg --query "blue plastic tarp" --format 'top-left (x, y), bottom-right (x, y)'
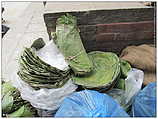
top-left (131, 82), bottom-right (156, 117)
top-left (55, 90), bottom-right (129, 117)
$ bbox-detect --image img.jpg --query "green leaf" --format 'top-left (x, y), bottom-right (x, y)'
top-left (2, 82), bottom-right (16, 96)
top-left (120, 59), bottom-right (131, 78)
top-left (56, 13), bottom-right (77, 25)
top-left (115, 78), bottom-right (125, 90)
top-left (18, 47), bottom-right (70, 89)
top-left (2, 92), bottom-right (14, 113)
top-left (55, 13), bottom-right (93, 75)
top-left (7, 105), bottom-right (33, 117)
top-left (31, 38), bottom-right (45, 51)
top-left (73, 51), bottom-right (120, 88)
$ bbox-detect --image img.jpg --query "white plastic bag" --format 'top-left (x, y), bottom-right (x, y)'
top-left (107, 68), bottom-right (144, 110)
top-left (9, 40), bottom-right (77, 111)
top-left (124, 68), bottom-right (144, 104)
top-left (10, 72), bottom-right (77, 111)
top-left (36, 40), bottom-right (69, 70)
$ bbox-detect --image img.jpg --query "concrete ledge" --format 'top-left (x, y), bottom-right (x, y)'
top-left (44, 1), bottom-right (151, 13)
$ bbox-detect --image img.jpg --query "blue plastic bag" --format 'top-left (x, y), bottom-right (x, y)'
top-left (55, 90), bottom-right (129, 117)
top-left (131, 82), bottom-right (156, 117)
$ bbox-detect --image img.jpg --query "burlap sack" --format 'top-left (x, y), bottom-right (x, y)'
top-left (144, 72), bottom-right (156, 85)
top-left (120, 44), bottom-right (156, 85)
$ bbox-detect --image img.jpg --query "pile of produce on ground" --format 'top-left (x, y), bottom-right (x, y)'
top-left (9, 38), bottom-right (77, 115)
top-left (2, 13), bottom-right (156, 117)
top-left (2, 82), bottom-right (38, 117)
top-left (53, 13), bottom-right (131, 92)
top-left (17, 39), bottom-right (70, 89)
top-left (18, 47), bottom-right (70, 89)
top-left (73, 51), bottom-right (121, 91)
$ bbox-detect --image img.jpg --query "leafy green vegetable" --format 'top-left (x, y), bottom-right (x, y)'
top-left (2, 92), bottom-right (14, 113)
top-left (54, 13), bottom-right (93, 75)
top-left (7, 105), bottom-right (33, 117)
top-left (2, 82), bottom-right (37, 117)
top-left (115, 78), bottom-right (125, 90)
top-left (57, 13), bottom-right (77, 25)
top-left (73, 51), bottom-right (120, 89)
top-left (120, 59), bottom-right (131, 78)
top-left (18, 47), bottom-right (70, 89)
top-left (2, 82), bottom-right (16, 96)
top-left (31, 38), bottom-right (45, 51)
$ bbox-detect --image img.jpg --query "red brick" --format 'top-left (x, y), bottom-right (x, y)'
top-left (79, 25), bottom-right (96, 33)
top-left (95, 30), bottom-right (154, 54)
top-left (96, 33), bottom-right (116, 42)
top-left (96, 31), bottom-right (154, 42)
top-left (116, 31), bottom-right (154, 41)
top-left (95, 38), bottom-right (154, 55)
top-left (97, 21), bottom-right (154, 34)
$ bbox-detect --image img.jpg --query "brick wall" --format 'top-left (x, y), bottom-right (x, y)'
top-left (44, 8), bottom-right (155, 55)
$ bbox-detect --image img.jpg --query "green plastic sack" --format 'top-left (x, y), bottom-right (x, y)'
top-left (73, 51), bottom-right (120, 89)
top-left (54, 14), bottom-right (93, 75)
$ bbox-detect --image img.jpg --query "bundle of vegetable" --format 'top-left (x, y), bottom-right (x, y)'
top-left (120, 59), bottom-right (131, 78)
top-left (114, 59), bottom-right (131, 90)
top-left (73, 51), bottom-right (120, 91)
top-left (2, 82), bottom-right (37, 117)
top-left (54, 13), bottom-right (93, 75)
top-left (18, 47), bottom-right (70, 90)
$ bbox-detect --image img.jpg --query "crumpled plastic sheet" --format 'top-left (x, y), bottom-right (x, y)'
top-left (55, 90), bottom-right (129, 117)
top-left (37, 109), bottom-right (58, 117)
top-left (10, 72), bottom-right (77, 111)
top-left (124, 68), bottom-right (144, 103)
top-left (131, 82), bottom-right (156, 117)
top-left (36, 40), bottom-right (69, 71)
top-left (107, 68), bottom-right (144, 110)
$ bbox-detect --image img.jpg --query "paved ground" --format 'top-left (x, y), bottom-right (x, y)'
top-left (2, 2), bottom-right (31, 28)
top-left (2, 2), bottom-right (49, 81)
top-left (1, 1), bottom-right (149, 81)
